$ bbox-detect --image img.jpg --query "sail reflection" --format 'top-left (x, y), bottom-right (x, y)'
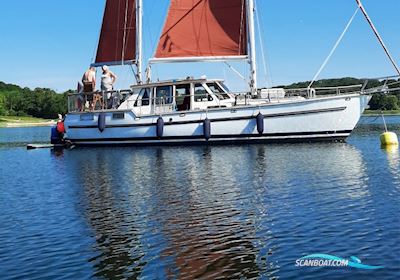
top-left (66, 142), bottom-right (370, 279)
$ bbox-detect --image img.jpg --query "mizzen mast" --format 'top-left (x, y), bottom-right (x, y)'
top-left (136, 0), bottom-right (143, 83)
top-left (247, 0), bottom-right (258, 96)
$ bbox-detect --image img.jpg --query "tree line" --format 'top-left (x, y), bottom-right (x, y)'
top-left (0, 82), bottom-right (70, 119)
top-left (0, 77), bottom-right (399, 119)
top-left (279, 77), bottom-right (400, 110)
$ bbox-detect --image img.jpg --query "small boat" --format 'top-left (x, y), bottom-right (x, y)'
top-left (63, 0), bottom-right (396, 146)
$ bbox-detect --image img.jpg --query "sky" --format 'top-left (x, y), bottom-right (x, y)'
top-left (0, 0), bottom-right (399, 92)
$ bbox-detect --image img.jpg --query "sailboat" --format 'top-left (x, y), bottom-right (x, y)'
top-left (63, 0), bottom-right (379, 146)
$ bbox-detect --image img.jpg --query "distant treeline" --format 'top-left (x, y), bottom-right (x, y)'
top-left (0, 82), bottom-right (70, 119)
top-left (278, 77), bottom-right (400, 111)
top-left (0, 77), bottom-right (399, 119)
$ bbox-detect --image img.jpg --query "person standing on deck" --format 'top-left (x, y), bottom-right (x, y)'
top-left (81, 67), bottom-right (96, 109)
top-left (101, 65), bottom-right (117, 108)
top-left (82, 67), bottom-right (96, 92)
top-left (101, 65), bottom-right (116, 91)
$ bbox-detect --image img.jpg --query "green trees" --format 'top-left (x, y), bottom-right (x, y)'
top-left (0, 77), bottom-right (398, 119)
top-left (279, 77), bottom-right (400, 111)
top-left (369, 94), bottom-right (399, 110)
top-left (0, 82), bottom-right (68, 119)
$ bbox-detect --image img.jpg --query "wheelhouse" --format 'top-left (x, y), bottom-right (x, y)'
top-left (68, 78), bottom-right (236, 116)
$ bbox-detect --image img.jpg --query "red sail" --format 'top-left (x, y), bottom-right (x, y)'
top-left (95, 0), bottom-right (136, 66)
top-left (154, 0), bottom-right (247, 60)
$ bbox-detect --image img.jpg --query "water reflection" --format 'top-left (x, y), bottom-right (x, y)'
top-left (2, 120), bottom-right (400, 279)
top-left (68, 146), bottom-right (279, 279)
top-left (64, 141), bottom-right (376, 279)
top-left (382, 145), bottom-right (400, 181)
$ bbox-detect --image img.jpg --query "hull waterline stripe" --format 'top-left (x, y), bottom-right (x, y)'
top-left (67, 106), bottom-right (347, 129)
top-left (67, 130), bottom-right (352, 143)
top-left (68, 136), bottom-right (350, 146)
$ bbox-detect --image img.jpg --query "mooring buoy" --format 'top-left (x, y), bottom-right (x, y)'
top-left (380, 113), bottom-right (399, 147)
top-left (380, 131), bottom-right (399, 146)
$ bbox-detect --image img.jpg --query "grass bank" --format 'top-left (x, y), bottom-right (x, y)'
top-left (363, 110), bottom-right (400, 116)
top-left (0, 116), bottom-right (56, 128)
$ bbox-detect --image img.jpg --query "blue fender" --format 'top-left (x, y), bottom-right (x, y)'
top-left (203, 118), bottom-right (211, 141)
top-left (98, 112), bottom-right (106, 132)
top-left (157, 117), bottom-right (164, 138)
top-left (256, 112), bottom-right (264, 135)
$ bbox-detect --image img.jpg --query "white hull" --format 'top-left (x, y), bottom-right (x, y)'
top-left (64, 94), bottom-right (371, 145)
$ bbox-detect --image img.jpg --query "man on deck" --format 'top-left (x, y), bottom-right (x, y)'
top-left (81, 67), bottom-right (96, 109)
top-left (82, 67), bottom-right (96, 92)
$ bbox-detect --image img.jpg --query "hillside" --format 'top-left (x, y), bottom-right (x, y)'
top-left (0, 82), bottom-right (70, 119)
top-left (278, 77), bottom-right (400, 111)
top-left (0, 77), bottom-right (399, 119)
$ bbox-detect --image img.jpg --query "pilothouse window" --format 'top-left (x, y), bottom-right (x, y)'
top-left (207, 83), bottom-right (230, 100)
top-left (176, 84), bottom-right (191, 111)
top-left (155, 86), bottom-right (173, 105)
top-left (135, 88), bottom-right (150, 106)
top-left (194, 84), bottom-right (213, 102)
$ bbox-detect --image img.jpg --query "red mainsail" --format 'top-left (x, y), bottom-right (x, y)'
top-left (154, 0), bottom-right (247, 61)
top-left (95, 0), bottom-right (137, 66)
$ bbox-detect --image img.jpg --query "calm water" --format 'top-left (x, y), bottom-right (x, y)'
top-left (0, 116), bottom-right (399, 280)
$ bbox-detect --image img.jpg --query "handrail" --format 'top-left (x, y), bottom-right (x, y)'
top-left (67, 89), bottom-right (134, 112)
top-left (284, 84), bottom-right (364, 98)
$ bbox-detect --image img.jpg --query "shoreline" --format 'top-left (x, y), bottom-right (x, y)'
top-left (363, 110), bottom-right (400, 116)
top-left (3, 121), bottom-right (56, 128)
top-left (0, 116), bottom-right (56, 128)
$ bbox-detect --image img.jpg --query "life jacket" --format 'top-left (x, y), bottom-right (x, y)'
top-left (56, 121), bottom-right (65, 134)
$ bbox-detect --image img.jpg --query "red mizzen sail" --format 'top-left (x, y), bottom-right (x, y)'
top-left (154, 0), bottom-right (247, 61)
top-left (94, 0), bottom-right (137, 66)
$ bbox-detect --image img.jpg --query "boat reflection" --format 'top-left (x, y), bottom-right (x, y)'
top-left (67, 142), bottom-right (370, 279)
top-left (68, 146), bottom-right (278, 279)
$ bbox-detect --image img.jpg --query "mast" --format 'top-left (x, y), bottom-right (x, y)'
top-left (136, 0), bottom-right (143, 83)
top-left (247, 0), bottom-right (258, 97)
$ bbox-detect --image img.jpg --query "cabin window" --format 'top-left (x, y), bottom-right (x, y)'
top-left (112, 113), bottom-right (125, 119)
top-left (194, 84), bottom-right (213, 102)
top-left (219, 82), bottom-right (230, 93)
top-left (175, 84), bottom-right (191, 111)
top-left (155, 86), bottom-right (173, 105)
top-left (135, 88), bottom-right (150, 106)
top-left (80, 114), bottom-right (94, 121)
top-left (207, 83), bottom-right (230, 100)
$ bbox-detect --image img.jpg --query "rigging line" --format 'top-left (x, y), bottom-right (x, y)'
top-left (224, 62), bottom-right (247, 82)
top-left (115, 0), bottom-right (123, 61)
top-left (308, 7), bottom-right (359, 89)
top-left (130, 64), bottom-right (139, 83)
top-left (121, 0), bottom-right (129, 64)
top-left (147, 0), bottom-right (170, 81)
top-left (254, 0), bottom-right (269, 88)
top-left (255, 0), bottom-right (273, 87)
top-left (356, 0), bottom-right (400, 76)
top-left (239, 0), bottom-right (245, 55)
top-left (159, 0), bottom-right (204, 38)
